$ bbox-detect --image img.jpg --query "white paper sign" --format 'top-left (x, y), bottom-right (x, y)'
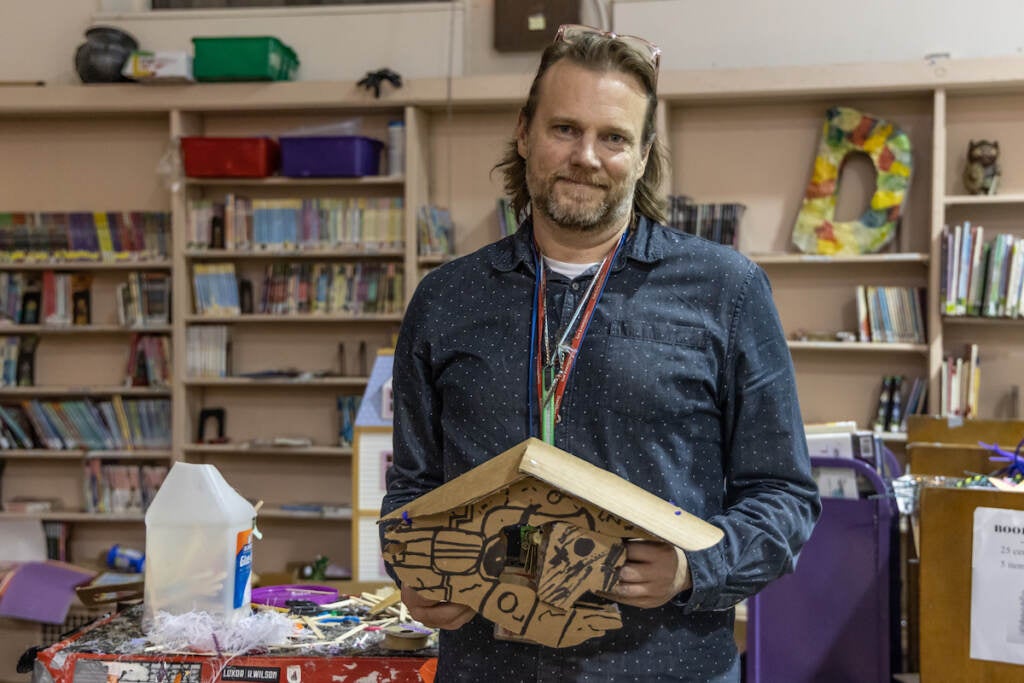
top-left (970, 506), bottom-right (1024, 664)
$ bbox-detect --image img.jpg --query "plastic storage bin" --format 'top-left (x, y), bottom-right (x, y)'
top-left (192, 36), bottom-right (299, 82)
top-left (181, 137), bottom-right (280, 178)
top-left (279, 136), bottom-right (383, 178)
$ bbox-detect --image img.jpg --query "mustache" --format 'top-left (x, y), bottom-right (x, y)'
top-left (556, 174), bottom-right (608, 188)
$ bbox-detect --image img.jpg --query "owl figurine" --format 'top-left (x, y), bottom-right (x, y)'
top-left (963, 139), bottom-right (1001, 195)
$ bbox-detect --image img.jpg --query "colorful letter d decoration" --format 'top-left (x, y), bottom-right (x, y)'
top-left (792, 106), bottom-right (912, 255)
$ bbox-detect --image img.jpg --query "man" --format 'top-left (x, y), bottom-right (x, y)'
top-left (382, 25), bottom-right (820, 682)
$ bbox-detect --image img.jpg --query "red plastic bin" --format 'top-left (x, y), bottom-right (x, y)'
top-left (181, 137), bottom-right (280, 177)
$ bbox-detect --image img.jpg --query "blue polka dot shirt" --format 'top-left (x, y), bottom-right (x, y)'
top-left (382, 216), bottom-right (821, 682)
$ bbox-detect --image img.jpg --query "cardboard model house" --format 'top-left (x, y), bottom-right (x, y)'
top-left (379, 438), bottom-right (724, 648)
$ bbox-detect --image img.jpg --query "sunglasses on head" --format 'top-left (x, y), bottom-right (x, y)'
top-left (554, 24), bottom-right (662, 78)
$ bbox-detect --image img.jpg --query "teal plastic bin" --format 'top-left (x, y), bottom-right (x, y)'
top-left (192, 36), bottom-right (299, 82)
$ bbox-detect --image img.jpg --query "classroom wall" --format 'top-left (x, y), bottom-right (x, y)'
top-left (0, 0), bottom-right (603, 85)
top-left (614, 0), bottom-right (1024, 70)
top-left (4, 1), bottom-right (1024, 86)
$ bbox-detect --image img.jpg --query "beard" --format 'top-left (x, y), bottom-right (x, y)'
top-left (528, 169), bottom-right (635, 232)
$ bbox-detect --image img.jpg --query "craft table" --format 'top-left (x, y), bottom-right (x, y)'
top-left (32, 606), bottom-right (435, 683)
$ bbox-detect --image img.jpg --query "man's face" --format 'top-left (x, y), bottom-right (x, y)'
top-left (517, 60), bottom-right (651, 233)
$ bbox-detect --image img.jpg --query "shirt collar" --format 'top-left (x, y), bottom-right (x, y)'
top-left (490, 213), bottom-right (666, 274)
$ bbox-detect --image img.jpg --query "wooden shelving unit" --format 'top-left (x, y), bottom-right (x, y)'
top-left (2, 54), bottom-right (1024, 579)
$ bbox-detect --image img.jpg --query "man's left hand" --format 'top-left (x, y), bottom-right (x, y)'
top-left (604, 540), bottom-right (692, 608)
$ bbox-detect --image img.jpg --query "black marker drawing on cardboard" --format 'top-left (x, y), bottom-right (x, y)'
top-left (380, 439), bottom-right (724, 648)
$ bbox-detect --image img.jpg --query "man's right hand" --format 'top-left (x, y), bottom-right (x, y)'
top-left (400, 584), bottom-right (476, 630)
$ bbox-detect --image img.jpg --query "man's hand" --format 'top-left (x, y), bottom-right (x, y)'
top-left (400, 584), bottom-right (476, 630)
top-left (604, 540), bottom-right (692, 609)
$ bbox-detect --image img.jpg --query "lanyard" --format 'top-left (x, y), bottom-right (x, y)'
top-left (529, 231), bottom-right (626, 444)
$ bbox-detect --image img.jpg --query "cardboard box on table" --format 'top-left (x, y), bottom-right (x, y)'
top-left (907, 416), bottom-right (1024, 478)
top-left (919, 486), bottom-right (1024, 682)
top-left (34, 611), bottom-right (431, 683)
top-left (908, 415), bottom-right (1024, 678)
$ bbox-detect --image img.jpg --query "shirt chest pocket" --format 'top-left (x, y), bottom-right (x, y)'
top-left (580, 321), bottom-right (715, 422)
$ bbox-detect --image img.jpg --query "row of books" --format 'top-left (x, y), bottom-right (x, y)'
top-left (126, 334), bottom-right (172, 387)
top-left (0, 270), bottom-right (169, 330)
top-left (0, 271), bottom-right (91, 326)
top-left (0, 335), bottom-right (36, 387)
top-left (186, 325), bottom-right (230, 378)
top-left (940, 343), bottom-right (981, 418)
top-left (0, 398), bottom-right (171, 451)
top-left (941, 223), bottom-right (1024, 318)
top-left (187, 196), bottom-right (404, 251)
top-left (84, 462), bottom-right (168, 514)
top-left (256, 262), bottom-right (404, 316)
top-left (192, 263), bottom-right (241, 316)
top-left (117, 272), bottom-right (170, 328)
top-left (855, 285), bottom-right (927, 344)
top-left (0, 211), bottom-right (171, 262)
top-left (192, 262), bottom-right (405, 317)
top-left (417, 205), bottom-right (455, 256)
top-left (872, 375), bottom-right (927, 433)
top-left (666, 196), bottom-right (745, 247)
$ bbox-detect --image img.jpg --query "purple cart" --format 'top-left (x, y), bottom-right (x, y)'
top-left (746, 456), bottom-right (900, 683)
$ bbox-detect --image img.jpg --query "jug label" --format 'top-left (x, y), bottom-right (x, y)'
top-left (234, 528), bottom-right (253, 608)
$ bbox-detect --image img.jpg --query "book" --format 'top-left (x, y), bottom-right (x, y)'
top-left (140, 272), bottom-right (170, 325)
top-left (71, 274), bottom-right (92, 325)
top-left (16, 335), bottom-right (38, 387)
top-left (805, 430), bottom-right (879, 465)
top-left (19, 290), bottom-right (40, 325)
top-left (2, 498), bottom-right (58, 513)
top-left (872, 376), bottom-right (894, 432)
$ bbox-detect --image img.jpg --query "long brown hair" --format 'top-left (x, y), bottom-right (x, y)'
top-left (493, 32), bottom-right (668, 225)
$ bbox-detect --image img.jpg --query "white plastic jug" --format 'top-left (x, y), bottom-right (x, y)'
top-left (143, 461), bottom-right (256, 626)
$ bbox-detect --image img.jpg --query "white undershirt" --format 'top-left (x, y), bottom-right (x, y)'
top-left (543, 255), bottom-right (600, 279)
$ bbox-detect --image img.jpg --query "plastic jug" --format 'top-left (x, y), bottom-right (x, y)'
top-left (143, 461), bottom-right (256, 626)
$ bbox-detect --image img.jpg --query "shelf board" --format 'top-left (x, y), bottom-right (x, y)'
top-left (418, 254), bottom-right (453, 266)
top-left (184, 444), bottom-right (352, 457)
top-left (0, 511), bottom-right (144, 522)
top-left (879, 432), bottom-right (908, 443)
top-left (184, 377), bottom-right (368, 388)
top-left (752, 253), bottom-right (929, 265)
top-left (0, 324), bottom-right (171, 335)
top-left (788, 341), bottom-right (928, 353)
top-left (186, 313), bottom-right (403, 324)
top-left (942, 315), bottom-right (1024, 326)
top-left (0, 449), bottom-right (172, 460)
top-left (259, 507), bottom-right (353, 521)
top-left (0, 260), bottom-right (171, 271)
top-left (0, 385), bottom-right (171, 397)
top-left (944, 193), bottom-right (1024, 206)
top-left (186, 247), bottom-right (404, 260)
top-left (184, 175), bottom-right (404, 187)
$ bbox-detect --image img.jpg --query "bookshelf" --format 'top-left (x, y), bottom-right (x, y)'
top-left (1, 55), bottom-right (1023, 582)
top-left (169, 102), bottom-right (421, 583)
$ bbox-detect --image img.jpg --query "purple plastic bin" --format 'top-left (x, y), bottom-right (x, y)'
top-left (280, 135), bottom-right (383, 177)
